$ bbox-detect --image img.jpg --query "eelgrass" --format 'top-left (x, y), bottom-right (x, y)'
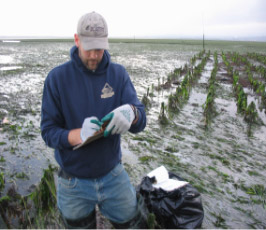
top-left (0, 165), bottom-right (63, 228)
top-left (203, 52), bottom-right (218, 128)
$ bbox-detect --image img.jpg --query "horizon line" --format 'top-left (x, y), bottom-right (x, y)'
top-left (1, 35), bottom-right (266, 42)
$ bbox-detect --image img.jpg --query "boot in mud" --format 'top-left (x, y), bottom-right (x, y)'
top-left (111, 195), bottom-right (149, 229)
top-left (62, 209), bottom-right (96, 229)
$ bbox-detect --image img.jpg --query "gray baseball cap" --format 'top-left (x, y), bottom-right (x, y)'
top-left (77, 11), bottom-right (109, 50)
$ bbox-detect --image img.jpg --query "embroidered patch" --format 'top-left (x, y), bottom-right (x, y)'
top-left (101, 83), bottom-right (115, 99)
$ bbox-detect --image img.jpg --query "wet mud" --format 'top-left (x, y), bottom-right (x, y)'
top-left (1, 40), bottom-right (266, 228)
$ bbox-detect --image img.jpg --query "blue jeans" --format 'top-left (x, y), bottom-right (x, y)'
top-left (57, 163), bottom-right (138, 225)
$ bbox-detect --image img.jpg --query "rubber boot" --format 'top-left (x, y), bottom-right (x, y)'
top-left (111, 195), bottom-right (149, 229)
top-left (62, 209), bottom-right (96, 229)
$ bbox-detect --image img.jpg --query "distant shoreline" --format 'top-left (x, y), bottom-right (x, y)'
top-left (1, 38), bottom-right (266, 45)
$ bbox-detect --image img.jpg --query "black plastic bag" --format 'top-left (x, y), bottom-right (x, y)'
top-left (137, 172), bottom-right (204, 229)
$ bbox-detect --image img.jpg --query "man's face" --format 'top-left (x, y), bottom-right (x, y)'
top-left (74, 34), bottom-right (104, 71)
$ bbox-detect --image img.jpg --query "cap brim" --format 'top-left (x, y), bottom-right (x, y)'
top-left (79, 36), bottom-right (109, 51)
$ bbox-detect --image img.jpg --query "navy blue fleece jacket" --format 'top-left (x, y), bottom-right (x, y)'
top-left (41, 46), bottom-right (146, 178)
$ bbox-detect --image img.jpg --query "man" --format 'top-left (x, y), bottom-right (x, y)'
top-left (41, 11), bottom-right (146, 229)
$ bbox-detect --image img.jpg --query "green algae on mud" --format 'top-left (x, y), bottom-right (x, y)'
top-left (0, 165), bottom-right (63, 228)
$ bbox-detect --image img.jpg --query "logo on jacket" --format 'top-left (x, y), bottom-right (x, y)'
top-left (101, 83), bottom-right (115, 99)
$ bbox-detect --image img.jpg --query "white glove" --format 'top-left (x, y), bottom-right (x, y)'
top-left (80, 116), bottom-right (102, 142)
top-left (101, 104), bottom-right (135, 137)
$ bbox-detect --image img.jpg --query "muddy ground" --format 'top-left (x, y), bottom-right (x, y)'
top-left (1, 40), bottom-right (266, 228)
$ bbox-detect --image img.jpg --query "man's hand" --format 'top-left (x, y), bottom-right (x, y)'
top-left (101, 104), bottom-right (135, 137)
top-left (80, 116), bottom-right (102, 141)
top-left (68, 128), bottom-right (82, 146)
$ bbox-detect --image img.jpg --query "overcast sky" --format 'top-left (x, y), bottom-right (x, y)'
top-left (1, 0), bottom-right (266, 40)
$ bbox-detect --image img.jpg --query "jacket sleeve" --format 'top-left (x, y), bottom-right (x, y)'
top-left (121, 69), bottom-right (146, 133)
top-left (40, 72), bottom-right (72, 150)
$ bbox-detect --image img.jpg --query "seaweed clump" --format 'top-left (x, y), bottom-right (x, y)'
top-left (0, 165), bottom-right (63, 228)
